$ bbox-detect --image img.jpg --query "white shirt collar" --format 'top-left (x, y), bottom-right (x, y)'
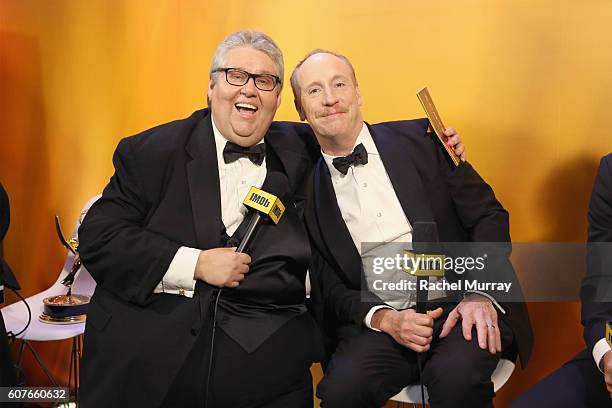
top-left (211, 114), bottom-right (264, 167)
top-left (321, 123), bottom-right (379, 175)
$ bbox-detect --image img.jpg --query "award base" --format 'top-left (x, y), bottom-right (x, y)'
top-left (40, 294), bottom-right (90, 325)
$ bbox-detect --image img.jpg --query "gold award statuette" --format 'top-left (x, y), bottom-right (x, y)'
top-left (416, 87), bottom-right (460, 167)
top-left (39, 216), bottom-right (90, 324)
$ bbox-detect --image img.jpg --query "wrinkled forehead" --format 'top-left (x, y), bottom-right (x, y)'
top-left (298, 53), bottom-right (355, 85)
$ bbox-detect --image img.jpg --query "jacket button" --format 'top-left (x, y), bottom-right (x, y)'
top-left (190, 327), bottom-right (199, 336)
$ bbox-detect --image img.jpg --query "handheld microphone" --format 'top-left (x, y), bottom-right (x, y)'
top-left (413, 222), bottom-right (441, 313)
top-left (236, 172), bottom-right (288, 253)
top-left (411, 221), bottom-right (441, 408)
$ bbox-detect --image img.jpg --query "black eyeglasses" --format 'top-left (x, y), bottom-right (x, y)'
top-left (214, 68), bottom-right (280, 91)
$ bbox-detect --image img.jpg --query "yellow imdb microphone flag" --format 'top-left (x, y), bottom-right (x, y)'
top-left (607, 321), bottom-right (612, 348)
top-left (243, 187), bottom-right (285, 225)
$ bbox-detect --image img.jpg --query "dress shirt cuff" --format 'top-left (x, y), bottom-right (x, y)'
top-left (305, 270), bottom-right (311, 299)
top-left (365, 305), bottom-right (396, 332)
top-left (593, 337), bottom-right (612, 373)
top-left (465, 290), bottom-right (506, 315)
top-left (153, 246), bottom-right (199, 298)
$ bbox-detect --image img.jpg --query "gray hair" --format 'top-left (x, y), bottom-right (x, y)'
top-left (290, 49), bottom-right (358, 103)
top-left (210, 31), bottom-right (284, 91)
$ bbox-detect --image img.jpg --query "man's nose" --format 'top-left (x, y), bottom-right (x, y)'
top-left (322, 88), bottom-right (339, 106)
top-left (240, 77), bottom-right (258, 96)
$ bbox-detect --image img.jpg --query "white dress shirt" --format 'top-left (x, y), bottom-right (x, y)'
top-left (153, 116), bottom-right (266, 297)
top-left (321, 123), bottom-right (503, 331)
top-left (322, 124), bottom-right (419, 330)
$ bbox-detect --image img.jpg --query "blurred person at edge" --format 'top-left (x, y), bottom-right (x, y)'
top-left (0, 182), bottom-right (19, 387)
top-left (510, 154), bottom-right (612, 408)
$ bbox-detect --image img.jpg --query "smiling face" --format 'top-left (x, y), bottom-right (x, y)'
top-left (293, 53), bottom-right (363, 151)
top-left (208, 46), bottom-right (281, 147)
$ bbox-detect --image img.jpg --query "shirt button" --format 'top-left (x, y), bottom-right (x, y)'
top-left (377, 212), bottom-right (382, 218)
top-left (178, 288), bottom-right (185, 296)
top-left (362, 182), bottom-right (367, 188)
top-left (241, 180), bottom-right (246, 185)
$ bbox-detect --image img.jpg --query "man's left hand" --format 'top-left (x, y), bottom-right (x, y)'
top-left (444, 127), bottom-right (466, 162)
top-left (439, 293), bottom-right (502, 354)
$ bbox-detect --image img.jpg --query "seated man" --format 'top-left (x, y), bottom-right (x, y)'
top-left (290, 50), bottom-right (533, 407)
top-left (510, 154), bottom-right (612, 408)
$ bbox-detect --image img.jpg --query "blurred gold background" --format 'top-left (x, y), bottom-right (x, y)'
top-left (2, 1), bottom-right (612, 406)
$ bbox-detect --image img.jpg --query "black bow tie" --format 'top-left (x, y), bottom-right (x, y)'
top-left (223, 141), bottom-right (266, 166)
top-left (332, 143), bottom-right (368, 175)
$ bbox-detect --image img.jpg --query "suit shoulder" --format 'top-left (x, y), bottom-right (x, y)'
top-left (371, 118), bottom-right (430, 140)
top-left (118, 109), bottom-right (208, 158)
top-left (600, 153), bottom-right (612, 169)
top-left (268, 121), bottom-right (320, 159)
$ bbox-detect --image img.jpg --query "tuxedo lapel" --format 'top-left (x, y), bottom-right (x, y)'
top-left (185, 112), bottom-right (223, 249)
top-left (265, 126), bottom-right (313, 197)
top-left (313, 159), bottom-right (363, 287)
top-left (369, 123), bottom-right (435, 226)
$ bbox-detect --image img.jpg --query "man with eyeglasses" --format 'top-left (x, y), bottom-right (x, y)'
top-left (77, 31), bottom-right (322, 408)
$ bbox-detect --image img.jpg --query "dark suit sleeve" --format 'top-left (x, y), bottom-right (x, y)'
top-left (438, 146), bottom-right (533, 365)
top-left (309, 245), bottom-right (383, 331)
top-left (78, 138), bottom-right (181, 306)
top-left (582, 155), bottom-right (612, 353)
top-left (444, 160), bottom-right (510, 242)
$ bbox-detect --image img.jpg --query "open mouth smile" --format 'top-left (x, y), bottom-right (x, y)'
top-left (235, 102), bottom-right (258, 117)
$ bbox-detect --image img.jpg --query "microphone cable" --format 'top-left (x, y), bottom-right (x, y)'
top-left (204, 287), bottom-right (222, 408)
top-left (5, 287), bottom-right (31, 341)
top-left (416, 343), bottom-right (426, 408)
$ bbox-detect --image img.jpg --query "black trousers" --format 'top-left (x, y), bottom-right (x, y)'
top-left (509, 350), bottom-right (611, 408)
top-left (162, 312), bottom-right (315, 408)
top-left (317, 304), bottom-right (514, 408)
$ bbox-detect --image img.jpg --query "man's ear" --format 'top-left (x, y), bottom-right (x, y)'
top-left (276, 92), bottom-right (282, 110)
top-left (207, 79), bottom-right (215, 107)
top-left (294, 99), bottom-right (306, 121)
top-left (356, 86), bottom-right (363, 107)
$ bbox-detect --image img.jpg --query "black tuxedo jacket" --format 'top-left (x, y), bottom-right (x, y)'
top-left (303, 119), bottom-right (533, 368)
top-left (0, 182), bottom-right (18, 387)
top-left (582, 154), bottom-right (612, 354)
top-left (78, 109), bottom-right (319, 407)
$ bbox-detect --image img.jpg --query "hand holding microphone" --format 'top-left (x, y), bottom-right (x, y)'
top-left (195, 248), bottom-right (251, 288)
top-left (375, 307), bottom-right (443, 352)
top-left (194, 173), bottom-right (288, 288)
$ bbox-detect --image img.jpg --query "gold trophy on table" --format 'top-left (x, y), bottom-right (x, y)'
top-left (39, 216), bottom-right (90, 324)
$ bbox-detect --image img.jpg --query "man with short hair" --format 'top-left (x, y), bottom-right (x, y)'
top-left (291, 50), bottom-right (533, 407)
top-left (78, 31), bottom-right (320, 408)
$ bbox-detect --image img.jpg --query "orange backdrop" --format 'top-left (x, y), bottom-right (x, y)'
top-left (2, 1), bottom-right (612, 406)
